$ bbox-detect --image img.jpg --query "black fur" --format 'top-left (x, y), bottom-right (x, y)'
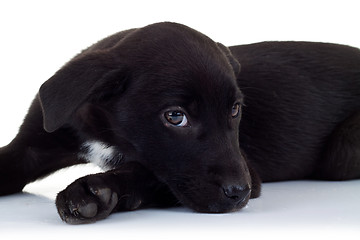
top-left (0, 22), bottom-right (359, 224)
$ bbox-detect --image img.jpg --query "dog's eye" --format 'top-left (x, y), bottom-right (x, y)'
top-left (231, 103), bottom-right (241, 118)
top-left (164, 111), bottom-right (189, 127)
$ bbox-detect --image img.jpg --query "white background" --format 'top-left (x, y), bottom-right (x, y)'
top-left (0, 0), bottom-right (359, 239)
top-left (0, 0), bottom-right (360, 146)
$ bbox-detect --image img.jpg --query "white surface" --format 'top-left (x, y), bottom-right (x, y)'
top-left (0, 164), bottom-right (359, 239)
top-left (0, 1), bottom-right (360, 239)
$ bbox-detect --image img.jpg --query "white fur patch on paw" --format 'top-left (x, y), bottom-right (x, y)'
top-left (79, 141), bottom-right (123, 170)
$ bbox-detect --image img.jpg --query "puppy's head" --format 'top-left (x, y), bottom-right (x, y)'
top-left (39, 22), bottom-right (252, 213)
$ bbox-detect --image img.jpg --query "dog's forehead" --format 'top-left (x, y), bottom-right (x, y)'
top-left (123, 23), bottom-right (240, 100)
top-left (121, 22), bottom-right (231, 71)
top-left (128, 61), bottom-right (241, 114)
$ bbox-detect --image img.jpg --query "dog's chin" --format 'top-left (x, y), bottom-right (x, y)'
top-left (189, 196), bottom-right (249, 214)
top-left (172, 188), bottom-right (250, 214)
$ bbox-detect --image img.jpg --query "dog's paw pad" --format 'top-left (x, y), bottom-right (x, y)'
top-left (56, 176), bottom-right (118, 224)
top-left (90, 187), bottom-right (112, 204)
top-left (76, 202), bottom-right (98, 218)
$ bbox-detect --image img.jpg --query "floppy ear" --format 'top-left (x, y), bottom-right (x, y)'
top-left (39, 52), bottom-right (120, 133)
top-left (217, 43), bottom-right (241, 76)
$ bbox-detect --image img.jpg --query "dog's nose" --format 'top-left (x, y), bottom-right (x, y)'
top-left (222, 184), bottom-right (251, 204)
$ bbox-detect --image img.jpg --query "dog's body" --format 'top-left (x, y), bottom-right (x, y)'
top-left (1, 22), bottom-right (360, 224)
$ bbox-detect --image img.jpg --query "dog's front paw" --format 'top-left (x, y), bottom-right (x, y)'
top-left (56, 174), bottom-right (118, 224)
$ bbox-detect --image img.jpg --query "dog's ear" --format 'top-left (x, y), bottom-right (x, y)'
top-left (39, 51), bottom-right (122, 133)
top-left (217, 43), bottom-right (241, 76)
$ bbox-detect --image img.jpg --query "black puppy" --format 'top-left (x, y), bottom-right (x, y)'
top-left (1, 22), bottom-right (360, 224)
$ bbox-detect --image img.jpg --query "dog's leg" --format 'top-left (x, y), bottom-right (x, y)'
top-left (56, 161), bottom-right (176, 224)
top-left (0, 97), bottom-right (84, 195)
top-left (316, 111), bottom-right (360, 180)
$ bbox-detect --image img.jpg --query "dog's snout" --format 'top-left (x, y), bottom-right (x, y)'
top-left (223, 184), bottom-right (251, 203)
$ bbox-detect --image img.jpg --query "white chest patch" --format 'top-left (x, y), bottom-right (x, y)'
top-left (79, 140), bottom-right (123, 170)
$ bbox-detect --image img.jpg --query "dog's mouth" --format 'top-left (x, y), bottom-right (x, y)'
top-left (168, 178), bottom-right (251, 213)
